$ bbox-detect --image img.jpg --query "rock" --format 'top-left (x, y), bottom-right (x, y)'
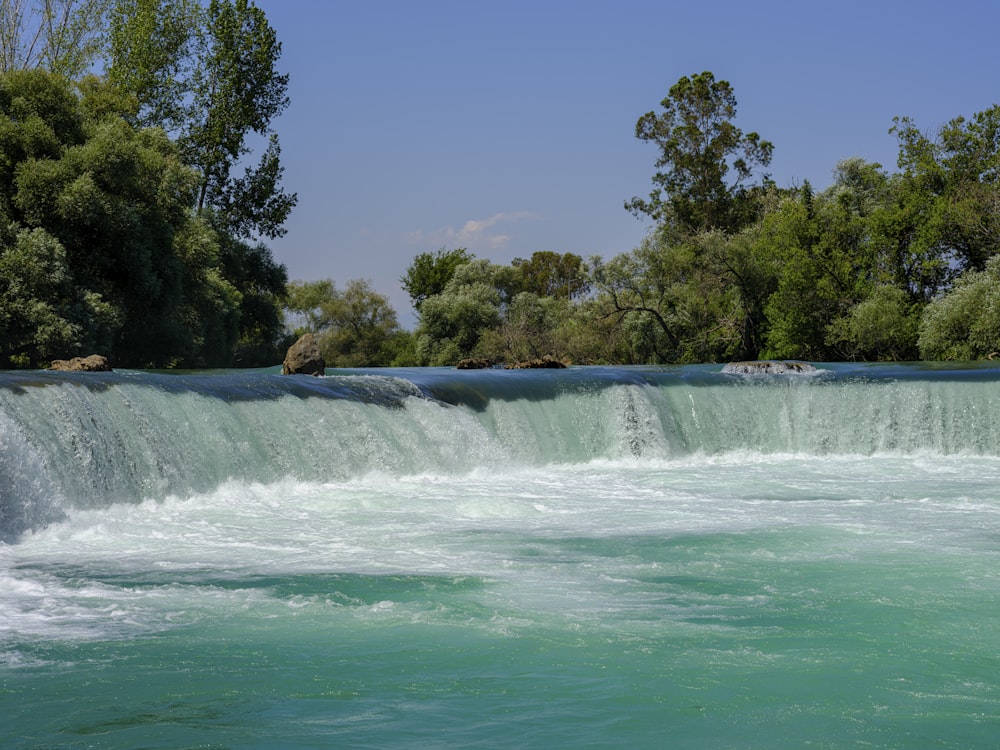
top-left (282, 333), bottom-right (325, 376)
top-left (722, 360), bottom-right (816, 375)
top-left (48, 354), bottom-right (111, 372)
top-left (456, 358), bottom-right (497, 370)
top-left (508, 356), bottom-right (567, 369)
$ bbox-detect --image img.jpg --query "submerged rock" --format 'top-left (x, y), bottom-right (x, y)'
top-left (508, 356), bottom-right (567, 369)
top-left (282, 333), bottom-right (325, 376)
top-left (457, 358), bottom-right (497, 370)
top-left (722, 360), bottom-right (816, 375)
top-left (456, 355), bottom-right (568, 370)
top-left (48, 354), bottom-right (111, 372)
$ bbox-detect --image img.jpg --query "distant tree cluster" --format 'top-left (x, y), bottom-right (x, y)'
top-left (379, 72), bottom-right (1000, 366)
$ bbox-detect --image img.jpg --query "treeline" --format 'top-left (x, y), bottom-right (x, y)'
top-left (2, 16), bottom-right (998, 370)
top-left (0, 0), bottom-right (292, 368)
top-left (289, 72), bottom-right (1000, 367)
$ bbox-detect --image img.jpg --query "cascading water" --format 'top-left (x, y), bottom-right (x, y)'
top-left (3, 363), bottom-right (1000, 748)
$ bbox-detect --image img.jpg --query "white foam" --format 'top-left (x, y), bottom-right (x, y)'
top-left (4, 452), bottom-right (1000, 643)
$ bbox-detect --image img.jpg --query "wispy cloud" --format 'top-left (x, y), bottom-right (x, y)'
top-left (405, 211), bottom-right (538, 251)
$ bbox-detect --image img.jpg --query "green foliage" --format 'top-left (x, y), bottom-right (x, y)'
top-left (0, 225), bottom-right (118, 366)
top-left (918, 256), bottom-right (1000, 360)
top-left (170, 217), bottom-right (242, 367)
top-left (407, 250), bottom-right (613, 365)
top-left (760, 163), bottom-right (914, 361)
top-left (627, 71), bottom-right (773, 237)
top-left (284, 278), bottom-right (402, 367)
top-left (512, 251), bottom-right (589, 300)
top-left (415, 260), bottom-right (505, 365)
top-left (106, 0), bottom-right (296, 240)
top-left (284, 278), bottom-right (335, 334)
top-left (589, 231), bottom-right (758, 364)
top-left (11, 114), bottom-right (199, 364)
top-left (105, 0), bottom-right (198, 130)
top-left (7, 50), bottom-right (1000, 368)
top-left (479, 292), bottom-right (567, 363)
top-left (697, 228), bottom-right (778, 360)
top-left (216, 233), bottom-right (288, 365)
top-left (188, 0), bottom-right (294, 239)
top-left (826, 286), bottom-right (919, 361)
top-left (0, 68), bottom-right (85, 209)
top-left (890, 106), bottom-right (1000, 277)
top-left (0, 69), bottom-right (288, 368)
top-left (759, 209), bottom-right (830, 360)
top-left (401, 247), bottom-right (473, 312)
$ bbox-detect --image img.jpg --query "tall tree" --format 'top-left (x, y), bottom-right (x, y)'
top-left (0, 69), bottom-right (256, 367)
top-left (186, 0), bottom-right (294, 239)
top-left (106, 0), bottom-right (296, 241)
top-left (890, 106), bottom-right (1000, 277)
top-left (104, 0), bottom-right (196, 129)
top-left (627, 71), bottom-right (773, 237)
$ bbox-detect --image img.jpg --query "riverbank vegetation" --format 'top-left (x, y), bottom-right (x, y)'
top-left (0, 0), bottom-right (291, 368)
top-left (293, 72), bottom-right (1000, 367)
top-left (0, 4), bottom-right (997, 368)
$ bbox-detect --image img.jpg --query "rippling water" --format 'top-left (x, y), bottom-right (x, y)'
top-left (2, 364), bottom-right (999, 748)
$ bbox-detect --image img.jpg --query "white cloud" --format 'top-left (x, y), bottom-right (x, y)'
top-left (405, 211), bottom-right (538, 251)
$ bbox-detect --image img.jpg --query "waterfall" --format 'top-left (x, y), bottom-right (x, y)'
top-left (2, 363), bottom-right (1000, 538)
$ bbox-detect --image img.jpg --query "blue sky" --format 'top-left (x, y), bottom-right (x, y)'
top-left (255, 0), bottom-right (999, 327)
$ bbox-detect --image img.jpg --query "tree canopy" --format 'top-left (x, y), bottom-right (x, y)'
top-left (0, 1), bottom-right (299, 368)
top-left (626, 71), bottom-right (774, 237)
top-left (106, 0), bottom-right (296, 242)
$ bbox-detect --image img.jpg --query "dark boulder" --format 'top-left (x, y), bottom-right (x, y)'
top-left (282, 333), bottom-right (325, 376)
top-left (48, 355), bottom-right (111, 372)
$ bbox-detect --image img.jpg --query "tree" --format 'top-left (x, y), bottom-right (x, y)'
top-left (918, 255), bottom-right (1000, 360)
top-left (699, 227), bottom-right (779, 361)
top-left (0, 225), bottom-right (117, 366)
top-left (216, 233), bottom-right (288, 365)
top-left (888, 106), bottom-right (1000, 282)
top-left (512, 250), bottom-right (589, 300)
top-left (0, 0), bottom-right (109, 78)
top-left (13, 114), bottom-right (203, 365)
top-left (104, 0), bottom-right (195, 130)
top-left (414, 260), bottom-right (511, 365)
top-left (760, 162), bottom-right (902, 360)
top-left (187, 0), bottom-right (294, 239)
top-left (401, 246), bottom-right (473, 312)
top-left (485, 291), bottom-right (573, 364)
top-left (170, 216), bottom-right (243, 367)
top-left (105, 0), bottom-right (296, 241)
top-left (626, 71), bottom-right (773, 237)
top-left (0, 69), bottom-right (284, 368)
top-left (826, 285), bottom-right (919, 361)
top-left (284, 278), bottom-right (403, 367)
top-left (0, 65), bottom-right (85, 208)
top-left (284, 278), bottom-right (335, 334)
top-left (590, 233), bottom-right (742, 364)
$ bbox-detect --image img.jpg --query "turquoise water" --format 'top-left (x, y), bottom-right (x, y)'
top-left (2, 364), bottom-right (1000, 748)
